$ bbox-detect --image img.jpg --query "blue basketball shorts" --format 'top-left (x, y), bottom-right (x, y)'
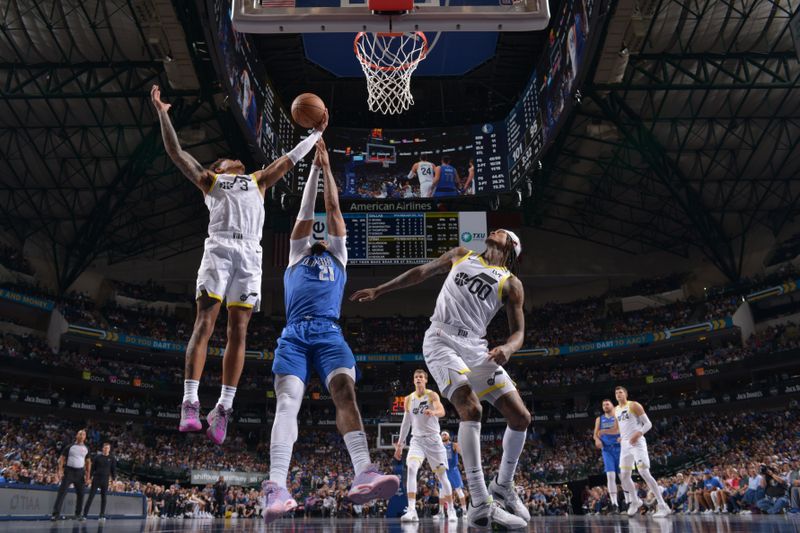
top-left (272, 318), bottom-right (358, 390)
top-left (602, 445), bottom-right (621, 473)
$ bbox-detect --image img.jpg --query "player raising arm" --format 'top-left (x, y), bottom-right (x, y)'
top-left (351, 230), bottom-right (530, 529)
top-left (152, 84), bottom-right (326, 444)
top-left (261, 139), bottom-right (398, 524)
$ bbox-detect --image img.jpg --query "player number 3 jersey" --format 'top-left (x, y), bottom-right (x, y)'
top-left (205, 173), bottom-right (265, 240)
top-left (430, 252), bottom-right (512, 338)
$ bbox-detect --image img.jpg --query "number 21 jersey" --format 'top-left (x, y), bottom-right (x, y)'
top-left (430, 251), bottom-right (512, 337)
top-left (284, 238), bottom-right (348, 323)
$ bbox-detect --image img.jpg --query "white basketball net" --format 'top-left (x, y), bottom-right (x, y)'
top-left (354, 32), bottom-right (428, 115)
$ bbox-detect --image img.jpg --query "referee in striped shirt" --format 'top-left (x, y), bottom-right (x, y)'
top-left (51, 429), bottom-right (91, 521)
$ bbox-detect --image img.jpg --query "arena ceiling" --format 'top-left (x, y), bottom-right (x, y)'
top-left (1, 0), bottom-right (798, 292)
top-left (0, 0), bottom-right (252, 291)
top-left (536, 0), bottom-right (800, 280)
top-left (252, 29), bottom-right (553, 128)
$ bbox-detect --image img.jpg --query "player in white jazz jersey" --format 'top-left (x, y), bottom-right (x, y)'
top-left (614, 386), bottom-right (671, 518)
top-left (351, 230), bottom-right (530, 530)
top-left (408, 155), bottom-right (436, 197)
top-left (152, 85), bottom-right (327, 444)
top-left (395, 369), bottom-right (458, 523)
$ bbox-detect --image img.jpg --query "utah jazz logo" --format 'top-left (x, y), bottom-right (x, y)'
top-left (617, 410), bottom-right (630, 422)
top-left (240, 292), bottom-right (258, 302)
top-left (454, 272), bottom-right (497, 301)
top-left (487, 370), bottom-right (503, 386)
top-left (412, 401), bottom-right (429, 415)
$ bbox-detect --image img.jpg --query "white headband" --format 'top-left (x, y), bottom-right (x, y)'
top-left (500, 229), bottom-right (522, 257)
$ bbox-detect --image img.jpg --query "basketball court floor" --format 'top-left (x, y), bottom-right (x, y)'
top-left (2, 516), bottom-right (799, 533)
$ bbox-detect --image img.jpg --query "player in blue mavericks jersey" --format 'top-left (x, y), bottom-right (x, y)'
top-left (594, 398), bottom-right (623, 513)
top-left (441, 431), bottom-right (468, 514)
top-left (261, 140), bottom-right (398, 523)
top-left (432, 156), bottom-right (461, 197)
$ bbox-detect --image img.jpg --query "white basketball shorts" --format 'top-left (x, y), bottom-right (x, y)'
top-left (196, 234), bottom-right (262, 311)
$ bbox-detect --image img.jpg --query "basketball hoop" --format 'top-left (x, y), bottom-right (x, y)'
top-left (354, 31), bottom-right (428, 115)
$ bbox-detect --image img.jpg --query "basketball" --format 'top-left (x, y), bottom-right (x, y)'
top-left (291, 93), bottom-right (327, 129)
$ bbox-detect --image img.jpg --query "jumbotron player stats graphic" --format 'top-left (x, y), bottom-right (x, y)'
top-left (296, 125), bottom-right (509, 199)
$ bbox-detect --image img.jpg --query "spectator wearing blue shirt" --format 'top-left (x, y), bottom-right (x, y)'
top-left (701, 469), bottom-right (726, 514)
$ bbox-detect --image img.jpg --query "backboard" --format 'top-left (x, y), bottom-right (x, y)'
top-left (231, 0), bottom-right (550, 34)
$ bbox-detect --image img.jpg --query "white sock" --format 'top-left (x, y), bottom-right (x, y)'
top-left (183, 380), bottom-right (199, 404)
top-left (216, 385), bottom-right (236, 410)
top-left (497, 427), bottom-right (526, 485)
top-left (407, 497), bottom-right (416, 512)
top-left (269, 375), bottom-right (304, 488)
top-left (458, 421), bottom-right (490, 506)
top-left (343, 431), bottom-right (371, 475)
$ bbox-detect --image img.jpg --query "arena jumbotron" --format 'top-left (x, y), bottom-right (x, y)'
top-left (1, 0), bottom-right (799, 531)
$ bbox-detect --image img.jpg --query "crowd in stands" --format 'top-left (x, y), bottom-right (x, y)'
top-left (515, 324), bottom-right (798, 389)
top-left (115, 280), bottom-right (186, 304)
top-left (607, 273), bottom-right (686, 299)
top-left (583, 409), bottom-right (800, 515)
top-left (3, 321), bottom-right (796, 403)
top-left (5, 262), bottom-right (800, 354)
top-left (3, 405), bottom-right (799, 518)
top-left (0, 245), bottom-right (34, 275)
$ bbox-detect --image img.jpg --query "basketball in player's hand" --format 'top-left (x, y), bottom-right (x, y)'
top-left (291, 93), bottom-right (327, 129)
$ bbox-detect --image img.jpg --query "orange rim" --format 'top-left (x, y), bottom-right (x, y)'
top-left (354, 31), bottom-right (428, 72)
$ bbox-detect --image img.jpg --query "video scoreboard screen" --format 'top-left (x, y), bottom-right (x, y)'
top-left (312, 211), bottom-right (487, 265)
top-left (390, 395), bottom-right (406, 415)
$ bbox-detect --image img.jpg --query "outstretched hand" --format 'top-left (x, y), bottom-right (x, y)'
top-left (350, 288), bottom-right (378, 303)
top-left (315, 109), bottom-right (329, 133)
top-left (314, 138), bottom-right (330, 168)
top-left (151, 85), bottom-right (171, 113)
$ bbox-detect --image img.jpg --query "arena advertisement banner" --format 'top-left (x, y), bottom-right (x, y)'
top-left (66, 324), bottom-right (269, 360)
top-left (746, 278), bottom-right (800, 302)
top-left (190, 470), bottom-right (267, 486)
top-left (518, 317), bottom-right (734, 357)
top-left (0, 484), bottom-right (145, 520)
top-left (0, 288), bottom-right (55, 311)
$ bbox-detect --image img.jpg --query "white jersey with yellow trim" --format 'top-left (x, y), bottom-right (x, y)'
top-left (615, 402), bottom-right (645, 442)
top-left (407, 389), bottom-right (441, 438)
top-left (416, 161), bottom-right (435, 196)
top-left (430, 252), bottom-right (512, 338)
top-left (205, 173), bottom-right (265, 240)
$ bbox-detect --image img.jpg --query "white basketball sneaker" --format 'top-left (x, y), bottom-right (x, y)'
top-left (400, 507), bottom-right (419, 522)
top-left (489, 475), bottom-right (531, 522)
top-left (467, 498), bottom-right (527, 530)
